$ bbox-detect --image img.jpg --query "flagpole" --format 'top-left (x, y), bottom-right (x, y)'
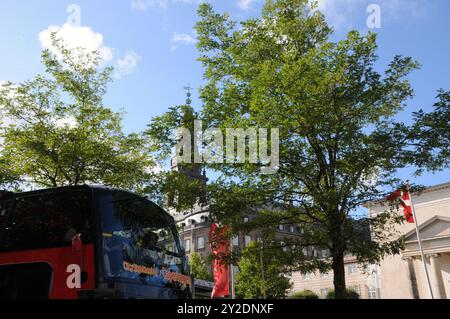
top-left (230, 240), bottom-right (235, 299)
top-left (408, 184), bottom-right (434, 299)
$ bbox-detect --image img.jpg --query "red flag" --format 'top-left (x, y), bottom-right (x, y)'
top-left (386, 189), bottom-right (401, 202)
top-left (386, 188), bottom-right (414, 223)
top-left (209, 223), bottom-right (230, 298)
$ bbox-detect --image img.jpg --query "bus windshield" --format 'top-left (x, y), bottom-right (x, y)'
top-left (100, 191), bottom-right (186, 287)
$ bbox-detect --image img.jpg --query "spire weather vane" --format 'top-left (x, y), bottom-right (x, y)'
top-left (184, 84), bottom-right (192, 106)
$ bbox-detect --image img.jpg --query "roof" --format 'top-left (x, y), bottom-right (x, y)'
top-left (363, 181), bottom-right (450, 208)
top-left (2, 184), bottom-right (173, 219)
top-left (404, 215), bottom-right (450, 241)
top-left (9, 184), bottom-right (140, 197)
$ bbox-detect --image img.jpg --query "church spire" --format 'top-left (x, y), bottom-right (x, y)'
top-left (171, 85), bottom-right (207, 184)
top-left (168, 85), bottom-right (208, 214)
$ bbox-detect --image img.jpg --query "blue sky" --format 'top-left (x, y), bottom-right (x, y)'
top-left (0, 0), bottom-right (448, 187)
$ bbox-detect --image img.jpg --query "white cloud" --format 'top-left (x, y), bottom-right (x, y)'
top-left (237, 0), bottom-right (254, 11)
top-left (38, 23), bottom-right (113, 62)
top-left (171, 32), bottom-right (196, 51)
top-left (39, 23), bottom-right (142, 78)
top-left (172, 33), bottom-right (196, 44)
top-left (115, 51), bottom-right (142, 78)
top-left (314, 0), bottom-right (360, 30)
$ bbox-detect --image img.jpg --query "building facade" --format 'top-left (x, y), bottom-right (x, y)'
top-left (290, 255), bottom-right (379, 299)
top-left (290, 182), bottom-right (450, 299)
top-left (366, 182), bottom-right (450, 299)
top-left (175, 208), bottom-right (304, 271)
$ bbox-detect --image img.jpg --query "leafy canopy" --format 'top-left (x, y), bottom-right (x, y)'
top-left (193, 0), bottom-right (449, 298)
top-left (0, 34), bottom-right (153, 190)
top-left (235, 242), bottom-right (292, 299)
top-left (189, 252), bottom-right (213, 282)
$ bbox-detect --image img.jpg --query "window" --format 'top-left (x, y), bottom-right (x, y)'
top-left (184, 239), bottom-right (191, 252)
top-left (278, 225), bottom-right (284, 231)
top-left (313, 248), bottom-right (319, 257)
top-left (197, 237), bottom-right (205, 250)
top-left (367, 286), bottom-right (377, 299)
top-left (232, 235), bottom-right (239, 246)
top-left (243, 217), bottom-right (249, 223)
top-left (320, 272), bottom-right (328, 278)
top-left (289, 225), bottom-right (295, 233)
top-left (0, 197), bottom-right (13, 244)
top-left (101, 190), bottom-right (183, 280)
top-left (302, 248), bottom-right (308, 257)
top-left (321, 249), bottom-right (328, 258)
top-left (0, 263), bottom-right (52, 299)
top-left (2, 189), bottom-right (92, 252)
top-left (320, 288), bottom-right (329, 299)
top-left (302, 273), bottom-right (311, 280)
top-left (348, 264), bottom-right (358, 274)
top-left (244, 235), bottom-right (252, 246)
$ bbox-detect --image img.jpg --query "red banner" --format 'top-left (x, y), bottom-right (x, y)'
top-left (209, 223), bottom-right (231, 298)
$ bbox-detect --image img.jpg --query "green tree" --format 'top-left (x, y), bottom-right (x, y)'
top-left (0, 34), bottom-right (153, 190)
top-left (236, 242), bottom-right (292, 299)
top-left (326, 289), bottom-right (359, 299)
top-left (289, 290), bottom-right (319, 299)
top-left (411, 89), bottom-right (450, 173)
top-left (189, 252), bottom-right (213, 281)
top-left (192, 0), bottom-right (449, 299)
top-left (0, 158), bottom-right (17, 190)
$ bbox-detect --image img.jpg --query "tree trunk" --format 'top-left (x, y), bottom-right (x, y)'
top-left (332, 251), bottom-right (347, 299)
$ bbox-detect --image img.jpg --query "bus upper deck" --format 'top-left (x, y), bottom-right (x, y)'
top-left (0, 185), bottom-right (191, 299)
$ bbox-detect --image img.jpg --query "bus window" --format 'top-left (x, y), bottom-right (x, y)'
top-left (100, 191), bottom-right (184, 286)
top-left (0, 198), bottom-right (14, 248)
top-left (0, 263), bottom-right (52, 299)
top-left (0, 201), bottom-right (9, 226)
top-left (2, 190), bottom-right (92, 252)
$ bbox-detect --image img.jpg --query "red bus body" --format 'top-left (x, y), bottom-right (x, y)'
top-left (0, 245), bottom-right (95, 299)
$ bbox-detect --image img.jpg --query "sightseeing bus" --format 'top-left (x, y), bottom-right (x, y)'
top-left (0, 185), bottom-right (191, 299)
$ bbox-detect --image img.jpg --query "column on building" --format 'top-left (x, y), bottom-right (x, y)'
top-left (428, 254), bottom-right (443, 299)
top-left (403, 257), bottom-right (419, 299)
